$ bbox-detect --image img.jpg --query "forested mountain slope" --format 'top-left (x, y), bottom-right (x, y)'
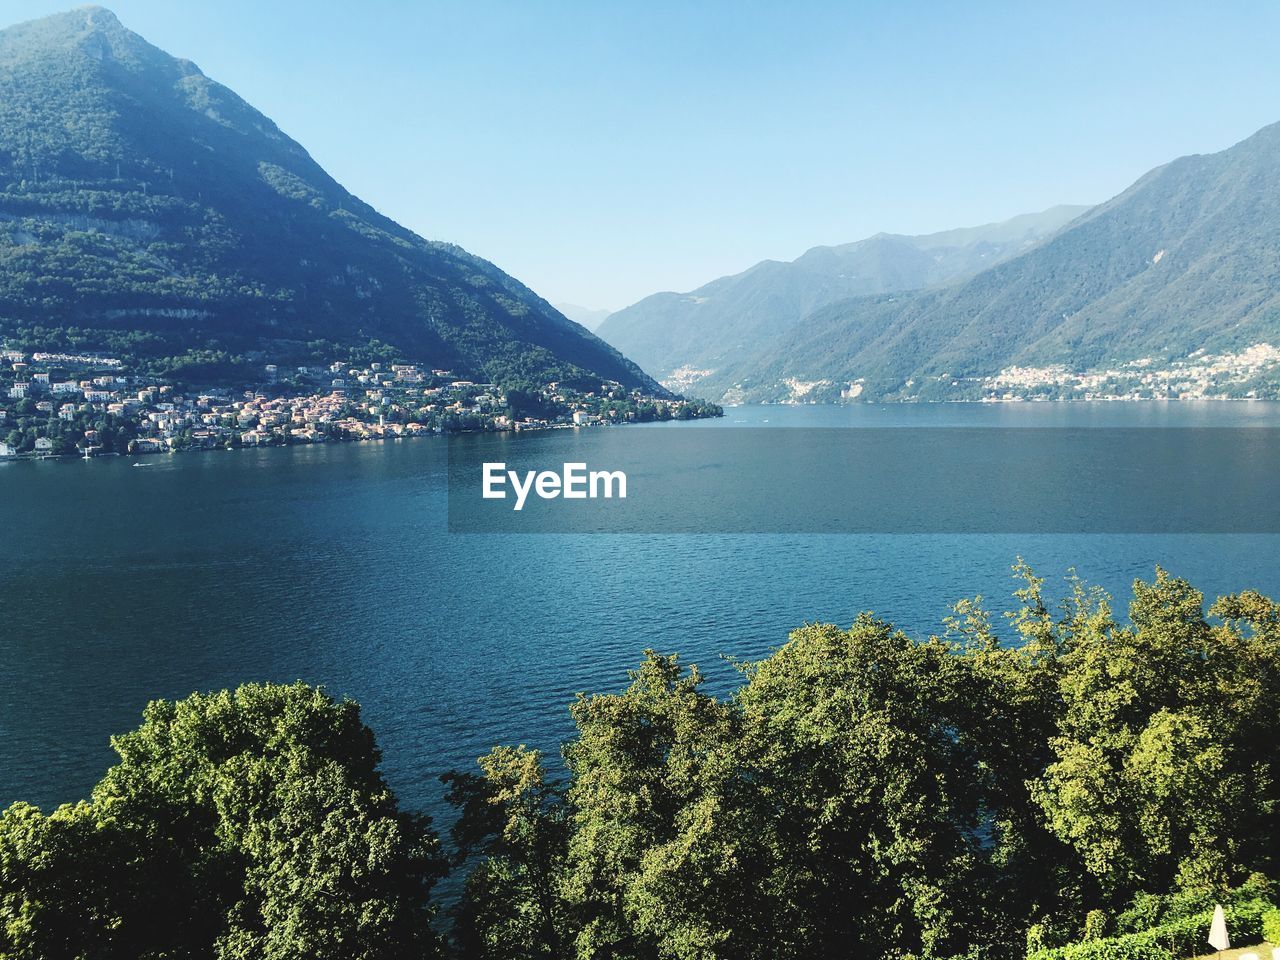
top-left (0, 7), bottom-right (660, 390)
top-left (701, 122), bottom-right (1280, 402)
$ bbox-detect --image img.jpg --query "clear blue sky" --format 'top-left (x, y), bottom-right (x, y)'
top-left (7, 1), bottom-right (1280, 310)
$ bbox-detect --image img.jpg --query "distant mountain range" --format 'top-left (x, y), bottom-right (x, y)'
top-left (596, 206), bottom-right (1087, 390)
top-left (0, 8), bottom-right (660, 391)
top-left (601, 120), bottom-right (1280, 403)
top-left (553, 303), bottom-right (612, 331)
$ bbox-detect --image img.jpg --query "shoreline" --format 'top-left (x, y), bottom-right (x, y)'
top-left (8, 395), bottom-right (1280, 466)
top-left (726, 395), bottom-right (1280, 407)
top-left (0, 415), bottom-right (703, 465)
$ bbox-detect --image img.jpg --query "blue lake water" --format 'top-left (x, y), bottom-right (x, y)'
top-left (4, 401), bottom-right (1280, 833)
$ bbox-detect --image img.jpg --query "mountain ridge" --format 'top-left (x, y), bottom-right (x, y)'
top-left (0, 7), bottom-right (662, 391)
top-left (595, 205), bottom-right (1088, 385)
top-left (696, 119), bottom-right (1280, 402)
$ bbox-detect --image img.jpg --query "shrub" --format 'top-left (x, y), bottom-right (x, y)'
top-left (1083, 911), bottom-right (1108, 941)
top-left (1026, 924), bottom-right (1052, 955)
top-left (1113, 873), bottom-right (1278, 935)
top-left (1027, 899), bottom-right (1273, 960)
top-left (1263, 907), bottom-right (1280, 944)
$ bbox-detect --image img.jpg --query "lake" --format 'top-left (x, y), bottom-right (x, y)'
top-left (5, 401), bottom-right (1280, 831)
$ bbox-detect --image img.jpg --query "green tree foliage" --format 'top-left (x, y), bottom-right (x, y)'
top-left (447, 567), bottom-right (1280, 959)
top-left (1030, 570), bottom-right (1280, 899)
top-left (561, 653), bottom-right (743, 960)
top-left (1028, 892), bottom-right (1275, 960)
top-left (726, 618), bottom-right (987, 959)
top-left (504, 385), bottom-right (567, 422)
top-left (0, 682), bottom-right (445, 960)
top-left (1264, 905), bottom-right (1280, 944)
top-left (443, 746), bottom-right (571, 960)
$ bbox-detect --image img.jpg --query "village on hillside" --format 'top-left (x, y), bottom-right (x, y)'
top-left (808, 344), bottom-right (1280, 403)
top-left (0, 348), bottom-right (720, 460)
top-left (977, 344), bottom-right (1280, 401)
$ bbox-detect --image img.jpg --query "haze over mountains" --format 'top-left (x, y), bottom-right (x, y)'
top-left (601, 120), bottom-right (1280, 403)
top-left (596, 206), bottom-right (1088, 389)
top-left (0, 7), bottom-right (659, 391)
top-left (553, 303), bottom-right (612, 331)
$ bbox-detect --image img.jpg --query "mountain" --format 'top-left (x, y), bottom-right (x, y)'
top-left (695, 122), bottom-right (1280, 403)
top-left (553, 303), bottom-right (612, 331)
top-left (0, 8), bottom-right (660, 391)
top-left (595, 205), bottom-right (1087, 388)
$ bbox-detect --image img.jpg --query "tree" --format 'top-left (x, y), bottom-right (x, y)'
top-left (729, 617), bottom-right (987, 960)
top-left (943, 567), bottom-right (1095, 940)
top-left (1030, 569), bottom-right (1280, 905)
top-left (0, 682), bottom-right (446, 960)
top-left (443, 566), bottom-right (1280, 959)
top-left (444, 746), bottom-right (571, 959)
top-left (561, 651), bottom-right (741, 960)
top-left (0, 799), bottom-right (183, 960)
top-left (9, 567), bottom-right (1280, 960)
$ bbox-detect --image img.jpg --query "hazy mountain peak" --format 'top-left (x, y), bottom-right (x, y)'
top-left (554, 303), bottom-right (613, 331)
top-left (796, 205), bottom-right (1090, 263)
top-left (2, 5), bottom-right (134, 54)
top-left (597, 204), bottom-right (1088, 381)
top-left (73, 5), bottom-right (122, 29)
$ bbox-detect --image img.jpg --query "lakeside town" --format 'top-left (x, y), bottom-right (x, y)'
top-left (0, 347), bottom-right (722, 460)
top-left (6, 339), bottom-right (1277, 461)
top-left (977, 343), bottom-right (1280, 401)
top-left (749, 342), bottom-right (1280, 403)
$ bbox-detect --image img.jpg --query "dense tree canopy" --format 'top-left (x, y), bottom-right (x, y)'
top-left (448, 566), bottom-right (1280, 960)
